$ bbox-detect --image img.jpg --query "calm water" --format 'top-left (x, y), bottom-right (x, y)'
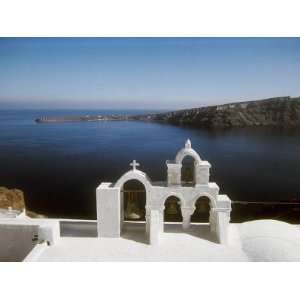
top-left (1, 109), bottom-right (300, 221)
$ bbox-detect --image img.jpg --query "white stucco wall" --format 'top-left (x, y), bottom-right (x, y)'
top-left (0, 216), bottom-right (61, 261)
top-left (0, 217), bottom-right (60, 244)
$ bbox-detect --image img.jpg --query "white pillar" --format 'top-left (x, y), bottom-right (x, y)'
top-left (97, 184), bottom-right (121, 238)
top-left (145, 208), bottom-right (150, 238)
top-left (183, 215), bottom-right (191, 230)
top-left (182, 207), bottom-right (193, 230)
top-left (217, 210), bottom-right (230, 245)
top-left (195, 161), bottom-right (211, 186)
top-left (167, 163), bottom-right (182, 186)
top-left (209, 208), bottom-right (217, 233)
top-left (149, 210), bottom-right (160, 245)
top-left (159, 209), bottom-right (164, 233)
top-left (210, 208), bottom-right (230, 244)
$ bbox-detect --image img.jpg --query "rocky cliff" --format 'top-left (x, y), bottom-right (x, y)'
top-left (0, 187), bottom-right (45, 218)
top-left (148, 96), bottom-right (300, 129)
top-left (0, 187), bottom-right (25, 211)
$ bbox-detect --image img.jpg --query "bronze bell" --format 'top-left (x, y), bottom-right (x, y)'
top-left (166, 199), bottom-right (179, 215)
top-left (182, 166), bottom-right (193, 183)
top-left (125, 192), bottom-right (141, 220)
top-left (196, 201), bottom-right (209, 213)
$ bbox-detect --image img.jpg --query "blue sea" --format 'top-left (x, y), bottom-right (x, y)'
top-left (1, 109), bottom-right (300, 221)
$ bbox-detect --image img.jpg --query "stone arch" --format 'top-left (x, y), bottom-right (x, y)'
top-left (115, 170), bottom-right (152, 238)
top-left (191, 196), bottom-right (211, 223)
top-left (175, 148), bottom-right (201, 165)
top-left (114, 170), bottom-right (152, 195)
top-left (122, 179), bottom-right (146, 221)
top-left (159, 192), bottom-right (185, 211)
top-left (191, 192), bottom-right (217, 209)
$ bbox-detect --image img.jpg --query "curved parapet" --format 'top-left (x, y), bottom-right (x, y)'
top-left (175, 139), bottom-right (202, 165)
top-left (114, 169), bottom-right (152, 190)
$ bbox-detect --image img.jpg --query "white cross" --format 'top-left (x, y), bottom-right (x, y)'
top-left (130, 160), bottom-right (140, 170)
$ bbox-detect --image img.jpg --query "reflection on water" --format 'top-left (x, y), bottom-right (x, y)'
top-left (0, 109), bottom-right (300, 222)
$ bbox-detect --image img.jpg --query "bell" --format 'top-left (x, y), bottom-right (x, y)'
top-left (196, 202), bottom-right (203, 213)
top-left (196, 201), bottom-right (209, 213)
top-left (166, 199), bottom-right (179, 215)
top-left (125, 192), bottom-right (142, 220)
top-left (182, 166), bottom-right (193, 183)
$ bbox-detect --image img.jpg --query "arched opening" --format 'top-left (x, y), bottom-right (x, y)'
top-left (120, 179), bottom-right (147, 243)
top-left (181, 155), bottom-right (195, 186)
top-left (191, 196), bottom-right (210, 223)
top-left (164, 196), bottom-right (183, 223)
top-left (121, 179), bottom-right (146, 221)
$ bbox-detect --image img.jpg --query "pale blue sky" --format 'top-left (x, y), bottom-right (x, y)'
top-left (0, 38), bottom-right (299, 109)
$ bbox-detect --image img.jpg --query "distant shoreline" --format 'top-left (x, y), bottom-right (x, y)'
top-left (35, 96), bottom-right (300, 128)
top-left (35, 115), bottom-right (131, 123)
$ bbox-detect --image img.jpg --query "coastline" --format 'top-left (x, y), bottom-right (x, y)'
top-left (35, 96), bottom-right (300, 128)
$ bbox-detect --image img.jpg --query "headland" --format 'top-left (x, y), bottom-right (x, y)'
top-left (35, 96), bottom-right (300, 128)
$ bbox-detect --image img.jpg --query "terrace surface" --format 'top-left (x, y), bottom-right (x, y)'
top-left (30, 222), bottom-right (249, 262)
top-left (22, 220), bottom-right (300, 262)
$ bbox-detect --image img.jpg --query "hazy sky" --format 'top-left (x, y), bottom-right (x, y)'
top-left (0, 37), bottom-right (299, 109)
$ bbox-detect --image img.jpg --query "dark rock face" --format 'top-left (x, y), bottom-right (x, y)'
top-left (0, 187), bottom-right (25, 211)
top-left (0, 187), bottom-right (45, 218)
top-left (149, 97), bottom-right (300, 129)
